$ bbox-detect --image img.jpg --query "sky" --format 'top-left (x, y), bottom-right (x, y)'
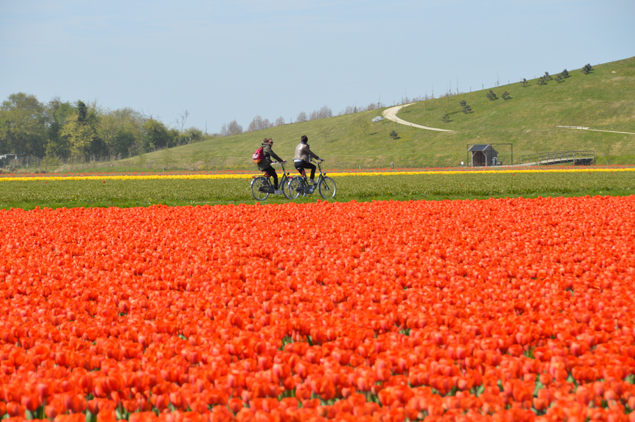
top-left (1, 0), bottom-right (634, 133)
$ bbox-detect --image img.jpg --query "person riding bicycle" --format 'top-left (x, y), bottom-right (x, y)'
top-left (258, 138), bottom-right (286, 194)
top-left (294, 135), bottom-right (322, 185)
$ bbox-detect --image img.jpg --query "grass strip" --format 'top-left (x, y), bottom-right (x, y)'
top-left (1, 172), bottom-right (634, 210)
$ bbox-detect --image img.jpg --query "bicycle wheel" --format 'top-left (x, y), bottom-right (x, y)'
top-left (251, 177), bottom-right (270, 201)
top-left (280, 176), bottom-right (293, 200)
top-left (319, 177), bottom-right (337, 199)
top-left (288, 177), bottom-right (306, 199)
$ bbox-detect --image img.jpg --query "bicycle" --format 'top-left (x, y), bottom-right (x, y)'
top-left (288, 160), bottom-right (337, 200)
top-left (250, 161), bottom-right (293, 201)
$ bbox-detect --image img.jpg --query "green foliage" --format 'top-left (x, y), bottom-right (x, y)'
top-left (60, 112), bottom-right (96, 159)
top-left (389, 130), bottom-right (399, 140)
top-left (442, 114), bottom-right (451, 123)
top-left (501, 91), bottom-right (512, 100)
top-left (143, 118), bottom-right (171, 151)
top-left (561, 69), bottom-right (570, 78)
top-left (0, 93), bottom-right (48, 157)
top-left (582, 64), bottom-right (594, 75)
top-left (486, 90), bottom-right (498, 101)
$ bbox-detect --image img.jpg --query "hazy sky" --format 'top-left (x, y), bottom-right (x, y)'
top-left (1, 0), bottom-right (633, 133)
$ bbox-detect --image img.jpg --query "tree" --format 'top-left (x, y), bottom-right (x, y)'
top-left (143, 118), bottom-right (170, 150)
top-left (97, 111), bottom-right (120, 156)
top-left (60, 112), bottom-right (96, 159)
top-left (561, 69), bottom-right (570, 78)
top-left (225, 120), bottom-right (243, 136)
top-left (275, 116), bottom-right (285, 126)
top-left (521, 78), bottom-right (529, 87)
top-left (582, 64), bottom-right (593, 75)
top-left (538, 77), bottom-right (547, 86)
top-left (248, 115), bottom-right (265, 132)
top-left (555, 75), bottom-right (564, 83)
top-left (182, 128), bottom-right (203, 144)
top-left (486, 90), bottom-right (498, 101)
top-left (501, 91), bottom-right (512, 100)
top-left (544, 72), bottom-right (552, 81)
top-left (45, 97), bottom-right (74, 159)
top-left (296, 112), bottom-right (307, 123)
top-left (0, 93), bottom-right (48, 158)
top-left (389, 130), bottom-right (399, 140)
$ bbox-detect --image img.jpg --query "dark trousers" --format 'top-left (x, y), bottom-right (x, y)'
top-left (294, 161), bottom-right (316, 180)
top-left (262, 166), bottom-right (278, 189)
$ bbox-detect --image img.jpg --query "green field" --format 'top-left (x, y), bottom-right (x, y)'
top-left (1, 171), bottom-right (634, 210)
top-left (93, 57), bottom-right (635, 171)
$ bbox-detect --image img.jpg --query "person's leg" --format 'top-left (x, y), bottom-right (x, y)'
top-left (306, 162), bottom-right (316, 181)
top-left (268, 167), bottom-right (279, 190)
top-left (295, 162), bottom-right (307, 178)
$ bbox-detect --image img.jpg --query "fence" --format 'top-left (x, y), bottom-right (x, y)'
top-left (519, 150), bottom-right (595, 165)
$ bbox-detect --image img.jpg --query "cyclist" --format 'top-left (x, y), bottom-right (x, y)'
top-left (258, 138), bottom-right (286, 194)
top-left (293, 135), bottom-right (323, 185)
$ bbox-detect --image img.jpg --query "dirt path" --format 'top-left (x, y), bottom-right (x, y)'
top-left (382, 103), bottom-right (455, 133)
top-left (556, 125), bottom-right (635, 135)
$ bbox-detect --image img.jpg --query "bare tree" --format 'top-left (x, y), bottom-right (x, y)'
top-left (275, 116), bottom-right (285, 126)
top-left (247, 115), bottom-right (264, 132)
top-left (176, 110), bottom-right (189, 133)
top-left (318, 105), bottom-right (332, 119)
top-left (296, 112), bottom-right (307, 123)
top-left (227, 120), bottom-right (243, 135)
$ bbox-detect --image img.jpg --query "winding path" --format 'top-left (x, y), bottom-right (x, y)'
top-left (382, 103), bottom-right (455, 133)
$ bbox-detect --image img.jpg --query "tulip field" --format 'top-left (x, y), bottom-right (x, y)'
top-left (2, 194), bottom-right (635, 422)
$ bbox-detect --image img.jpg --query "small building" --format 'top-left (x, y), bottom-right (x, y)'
top-left (468, 144), bottom-right (499, 167)
top-left (0, 154), bottom-right (17, 168)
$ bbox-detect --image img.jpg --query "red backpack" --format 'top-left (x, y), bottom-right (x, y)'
top-left (252, 147), bottom-right (264, 164)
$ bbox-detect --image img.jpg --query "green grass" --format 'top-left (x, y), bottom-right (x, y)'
top-left (401, 56), bottom-right (635, 166)
top-left (1, 172), bottom-right (633, 210)
top-left (78, 56), bottom-right (632, 172)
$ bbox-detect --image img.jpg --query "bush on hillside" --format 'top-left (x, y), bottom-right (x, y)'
top-left (460, 100), bottom-right (473, 113)
top-left (521, 78), bottom-right (529, 87)
top-left (389, 130), bottom-right (399, 140)
top-left (486, 90), bottom-right (498, 101)
top-left (502, 91), bottom-right (512, 100)
top-left (582, 64), bottom-right (594, 75)
top-left (561, 69), bottom-right (570, 78)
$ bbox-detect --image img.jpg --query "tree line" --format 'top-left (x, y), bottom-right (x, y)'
top-left (0, 93), bottom-right (207, 160)
top-left (219, 100), bottom-right (393, 137)
top-left (2, 91), bottom-right (431, 161)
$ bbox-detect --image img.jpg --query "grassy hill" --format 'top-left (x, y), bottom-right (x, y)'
top-left (117, 57), bottom-right (635, 170)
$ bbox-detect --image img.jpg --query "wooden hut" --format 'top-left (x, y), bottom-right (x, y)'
top-left (468, 144), bottom-right (499, 167)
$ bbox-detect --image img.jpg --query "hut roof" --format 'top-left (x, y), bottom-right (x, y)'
top-left (468, 144), bottom-right (491, 152)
